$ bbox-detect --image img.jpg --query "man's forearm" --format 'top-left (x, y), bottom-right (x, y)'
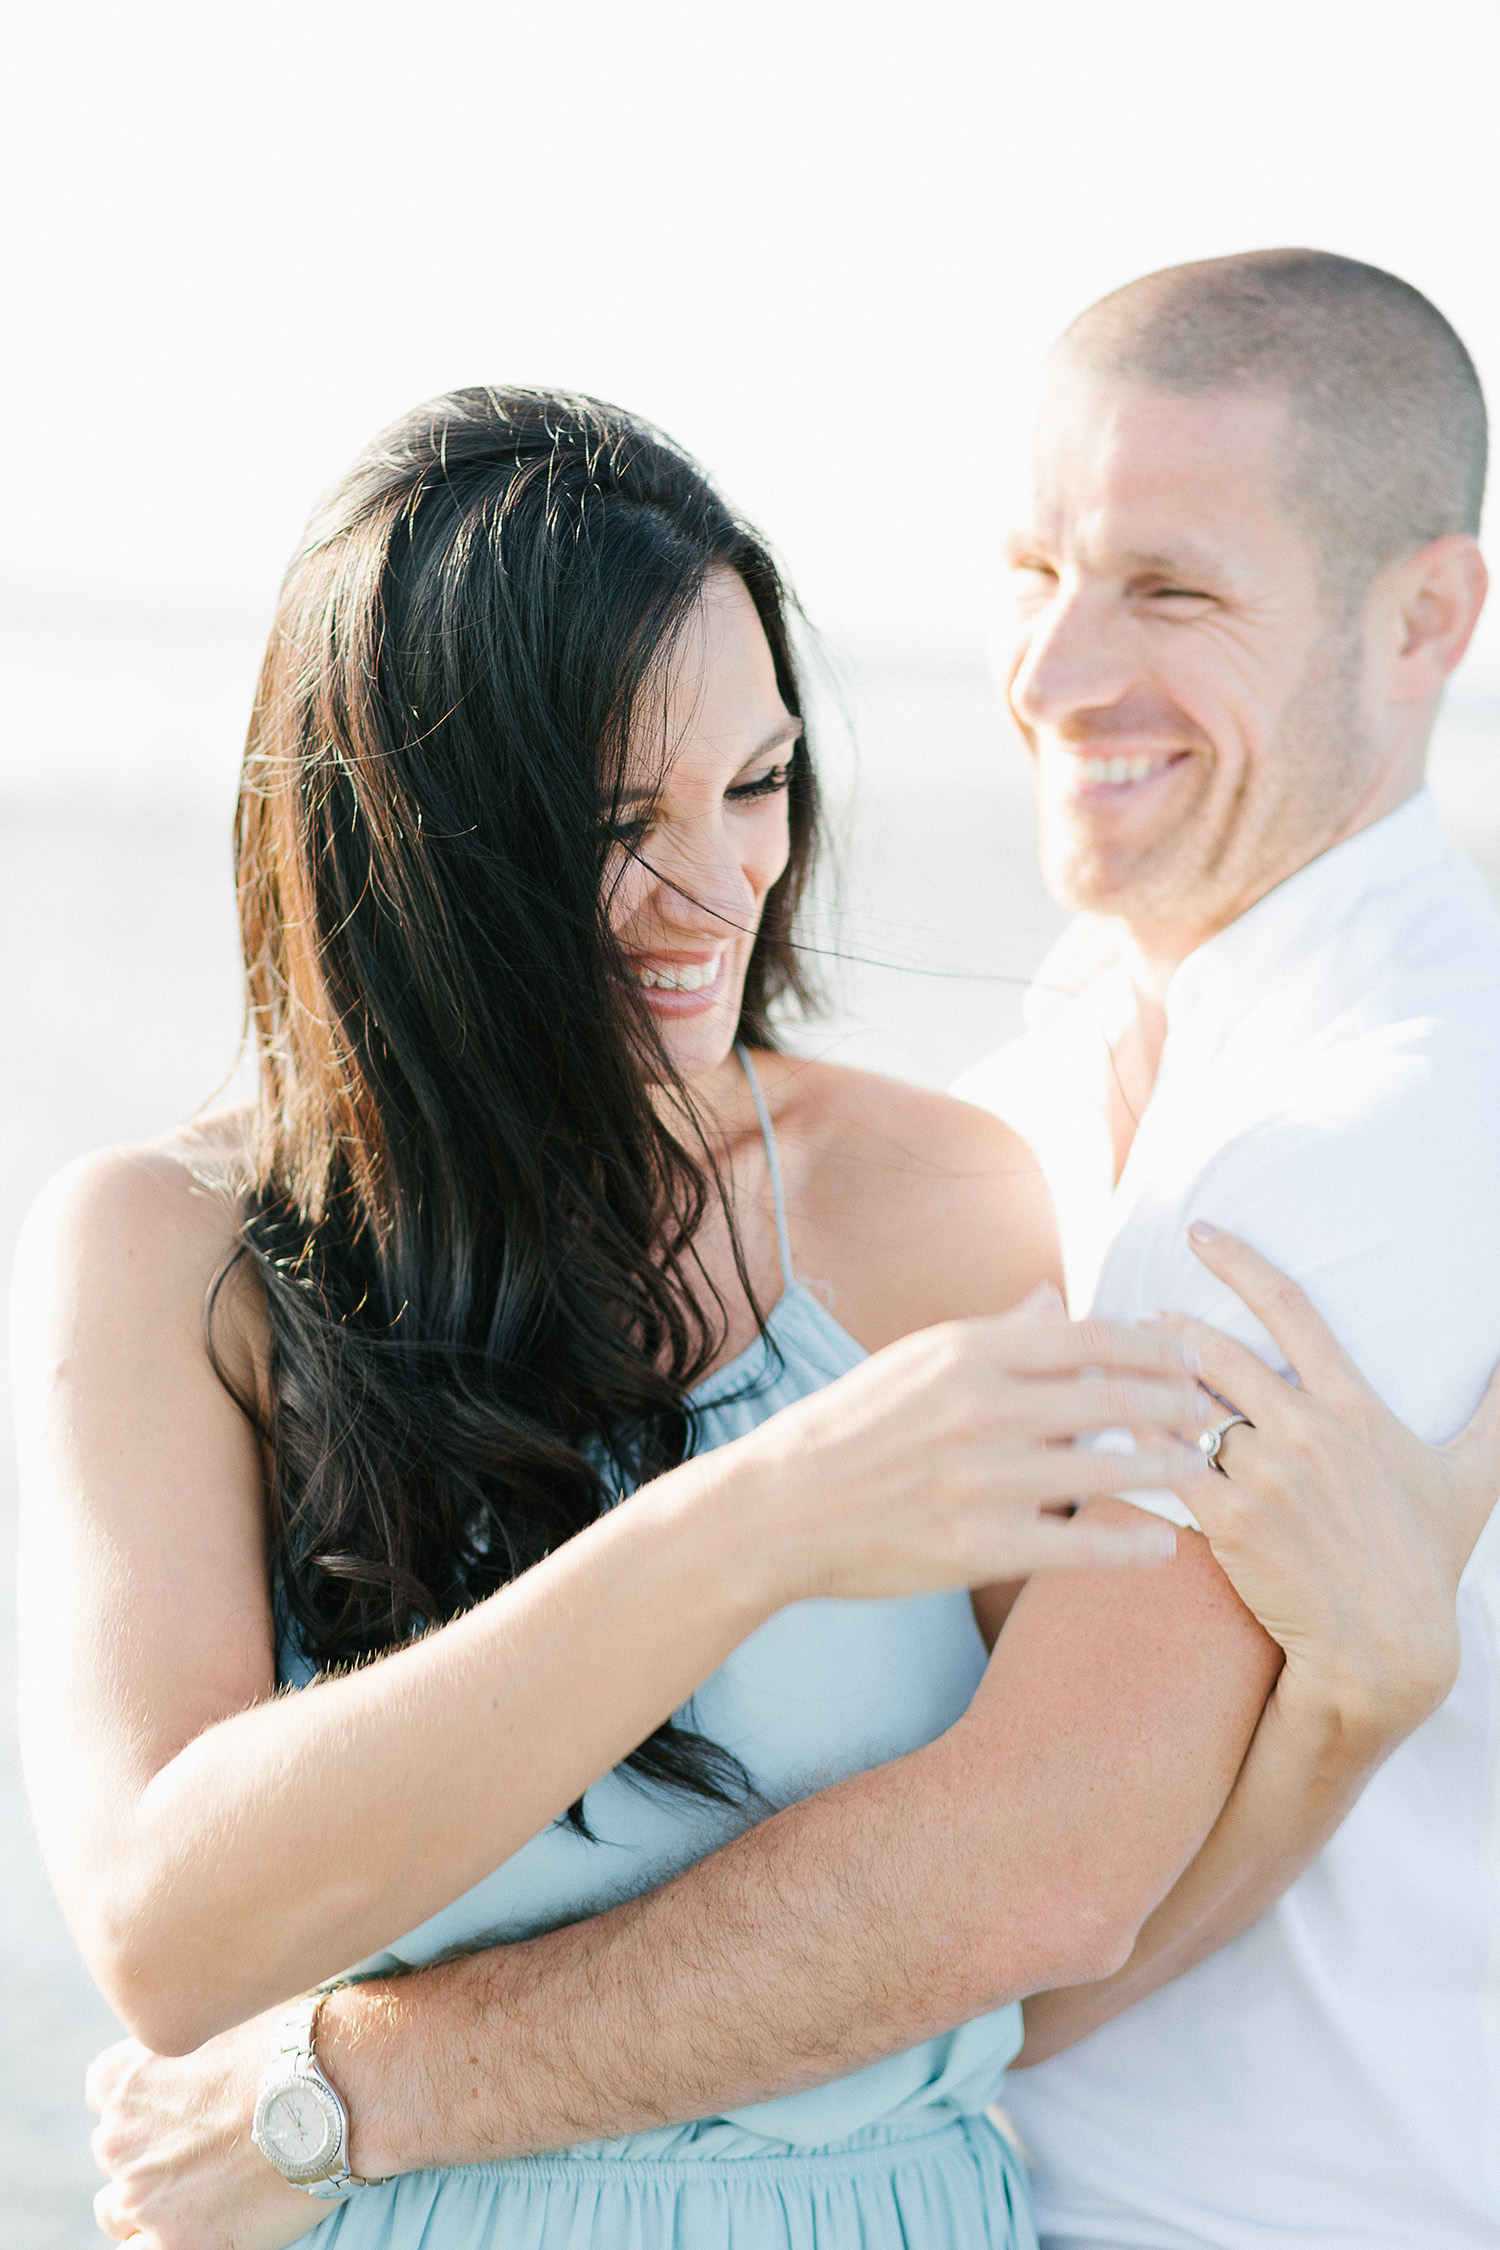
top-left (322, 1733), bottom-right (1023, 2178)
top-left (319, 1523), bottom-right (1275, 2180)
top-left (1015, 1672), bottom-right (1389, 2065)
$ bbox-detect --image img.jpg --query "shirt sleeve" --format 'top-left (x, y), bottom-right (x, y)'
top-left (1100, 1025), bottom-right (1500, 1527)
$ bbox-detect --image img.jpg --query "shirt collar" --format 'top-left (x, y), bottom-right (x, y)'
top-left (1024, 786), bottom-right (1451, 1056)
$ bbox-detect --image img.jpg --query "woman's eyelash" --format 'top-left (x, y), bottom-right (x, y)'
top-left (603, 761), bottom-right (793, 840)
top-left (727, 763), bottom-right (792, 803)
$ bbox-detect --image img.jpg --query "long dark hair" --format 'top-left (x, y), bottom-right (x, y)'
top-left (221, 387), bottom-right (819, 1815)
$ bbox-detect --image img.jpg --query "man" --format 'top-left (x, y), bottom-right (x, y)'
top-left (93, 252), bottom-right (1500, 2248)
top-left (950, 249), bottom-right (1500, 2246)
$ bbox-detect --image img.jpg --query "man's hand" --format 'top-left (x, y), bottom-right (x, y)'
top-left (86, 2012), bottom-right (320, 2250)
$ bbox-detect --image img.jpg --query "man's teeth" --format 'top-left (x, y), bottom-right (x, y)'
top-left (1079, 754), bottom-right (1175, 786)
top-left (635, 959), bottom-right (721, 992)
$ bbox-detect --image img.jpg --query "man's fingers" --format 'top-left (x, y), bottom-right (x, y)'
top-left (1185, 1224), bottom-right (1360, 1397)
top-left (92, 2180), bottom-right (136, 2242)
top-left (84, 2042), bottom-right (134, 2116)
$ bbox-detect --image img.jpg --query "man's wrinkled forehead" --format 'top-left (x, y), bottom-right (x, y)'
top-left (1022, 368), bottom-right (1305, 573)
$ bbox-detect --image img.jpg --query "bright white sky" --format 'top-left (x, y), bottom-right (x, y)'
top-left (6, 0), bottom-right (1500, 686)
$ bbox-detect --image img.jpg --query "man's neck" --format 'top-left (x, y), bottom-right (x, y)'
top-left (1104, 913), bottom-right (1214, 1181)
top-left (1106, 985), bottom-right (1167, 1186)
top-left (1103, 766), bottom-right (1429, 1180)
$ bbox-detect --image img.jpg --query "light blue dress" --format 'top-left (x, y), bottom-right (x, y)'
top-left (290, 1052), bottom-right (1035, 2248)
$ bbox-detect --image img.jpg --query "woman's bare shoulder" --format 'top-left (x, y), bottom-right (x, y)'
top-left (756, 1050), bottom-right (1040, 1179)
top-left (13, 1109), bottom-right (262, 1379)
top-left (750, 1051), bottom-right (1060, 1341)
top-left (19, 1108), bottom-right (252, 1267)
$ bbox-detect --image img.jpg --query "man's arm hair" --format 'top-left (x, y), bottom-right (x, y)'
top-left (329, 1090), bottom-right (1488, 2171)
top-left (323, 1517), bottom-right (1277, 2177)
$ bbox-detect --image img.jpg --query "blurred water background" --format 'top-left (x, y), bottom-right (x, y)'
top-left (11, 0), bottom-right (1500, 2226)
top-left (1, 601), bottom-right (1497, 2244)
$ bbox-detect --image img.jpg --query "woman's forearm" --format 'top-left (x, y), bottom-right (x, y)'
top-left (45, 1303), bottom-right (1204, 2057)
top-left (102, 1450), bottom-right (781, 2054)
top-left (1015, 1671), bottom-right (1393, 2066)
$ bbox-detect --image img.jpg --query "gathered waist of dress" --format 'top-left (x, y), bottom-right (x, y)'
top-left (312, 2104), bottom-right (1039, 2249)
top-left (539, 2101), bottom-right (994, 2168)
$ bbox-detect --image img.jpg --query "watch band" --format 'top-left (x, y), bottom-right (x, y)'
top-left (275, 1984), bottom-right (375, 2198)
top-left (274, 1989), bottom-right (325, 2058)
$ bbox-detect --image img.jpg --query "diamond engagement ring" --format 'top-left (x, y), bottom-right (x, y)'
top-left (1198, 1412), bottom-right (1252, 1473)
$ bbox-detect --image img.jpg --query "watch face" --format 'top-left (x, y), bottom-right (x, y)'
top-left (260, 2081), bottom-right (338, 2173)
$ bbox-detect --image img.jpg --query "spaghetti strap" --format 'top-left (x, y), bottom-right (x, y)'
top-left (735, 1044), bottom-right (796, 1293)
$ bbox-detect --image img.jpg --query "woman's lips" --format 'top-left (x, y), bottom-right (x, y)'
top-left (626, 949), bottom-right (730, 1015)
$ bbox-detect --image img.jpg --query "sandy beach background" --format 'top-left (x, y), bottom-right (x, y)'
top-left (2, 615), bottom-right (1498, 2246)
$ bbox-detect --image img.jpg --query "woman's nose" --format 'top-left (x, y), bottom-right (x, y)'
top-left (647, 825), bottom-right (760, 935)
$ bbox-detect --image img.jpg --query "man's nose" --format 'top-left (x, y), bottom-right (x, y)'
top-left (1009, 582), bottom-right (1136, 732)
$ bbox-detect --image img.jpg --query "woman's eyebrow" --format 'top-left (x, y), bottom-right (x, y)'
top-left (611, 720), bottom-right (804, 809)
top-left (747, 718), bottom-right (804, 759)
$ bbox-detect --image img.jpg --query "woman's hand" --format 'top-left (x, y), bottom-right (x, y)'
top-left (730, 1281), bottom-right (1209, 1602)
top-left (1018, 1227), bottom-right (1500, 2068)
top-left (1164, 1224), bottom-right (1500, 1753)
top-left (87, 2011), bottom-right (319, 2250)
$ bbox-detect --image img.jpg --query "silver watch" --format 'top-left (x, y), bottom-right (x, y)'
top-left (251, 1987), bottom-right (375, 2199)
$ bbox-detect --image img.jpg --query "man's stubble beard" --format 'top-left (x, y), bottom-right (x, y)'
top-left (1034, 621), bottom-right (1371, 934)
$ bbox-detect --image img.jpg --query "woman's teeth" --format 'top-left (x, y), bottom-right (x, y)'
top-left (634, 958), bottom-right (721, 992)
top-left (1079, 754), bottom-right (1176, 786)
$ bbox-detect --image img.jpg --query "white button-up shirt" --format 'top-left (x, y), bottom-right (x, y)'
top-left (954, 788), bottom-right (1500, 2250)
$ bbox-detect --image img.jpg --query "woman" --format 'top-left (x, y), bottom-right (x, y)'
top-left (17, 390), bottom-right (1495, 2250)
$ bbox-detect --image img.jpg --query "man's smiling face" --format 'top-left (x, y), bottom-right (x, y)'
top-left (1003, 375), bottom-right (1375, 951)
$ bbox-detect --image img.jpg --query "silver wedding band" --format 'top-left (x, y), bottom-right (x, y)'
top-left (1198, 1412), bottom-right (1252, 1473)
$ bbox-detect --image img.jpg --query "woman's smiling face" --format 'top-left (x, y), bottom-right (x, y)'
top-left (606, 568), bottom-right (800, 1085)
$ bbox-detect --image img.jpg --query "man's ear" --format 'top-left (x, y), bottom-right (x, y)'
top-left (1377, 533), bottom-right (1489, 705)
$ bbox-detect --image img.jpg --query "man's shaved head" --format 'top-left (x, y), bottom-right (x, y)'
top-left (1007, 250), bottom-right (1491, 955)
top-left (1055, 247), bottom-right (1486, 607)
